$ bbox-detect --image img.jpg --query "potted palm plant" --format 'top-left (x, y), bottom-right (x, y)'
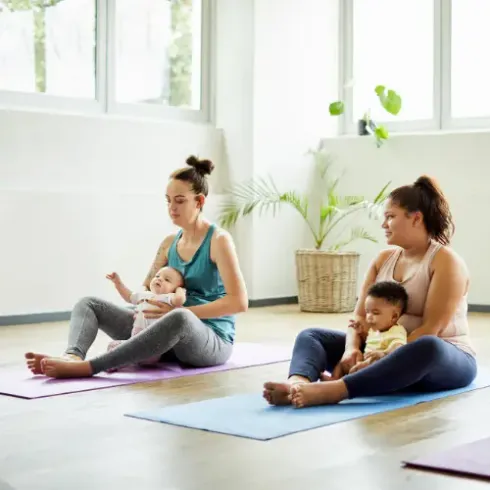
top-left (218, 143), bottom-right (391, 313)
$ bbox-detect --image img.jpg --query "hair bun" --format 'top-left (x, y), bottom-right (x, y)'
top-left (413, 175), bottom-right (441, 197)
top-left (414, 175), bottom-right (435, 188)
top-left (186, 155), bottom-right (214, 176)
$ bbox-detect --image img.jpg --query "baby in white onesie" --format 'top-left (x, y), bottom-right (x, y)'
top-left (105, 266), bottom-right (186, 366)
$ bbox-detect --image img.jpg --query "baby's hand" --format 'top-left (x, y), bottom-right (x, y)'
top-left (348, 319), bottom-right (368, 338)
top-left (106, 272), bottom-right (122, 285)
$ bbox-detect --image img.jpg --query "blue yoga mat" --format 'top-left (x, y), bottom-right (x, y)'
top-left (125, 368), bottom-right (490, 441)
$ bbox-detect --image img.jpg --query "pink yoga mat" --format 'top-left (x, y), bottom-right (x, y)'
top-left (0, 342), bottom-right (291, 399)
top-left (403, 436), bottom-right (490, 480)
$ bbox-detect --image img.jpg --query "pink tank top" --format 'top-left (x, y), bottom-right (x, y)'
top-left (375, 241), bottom-right (475, 357)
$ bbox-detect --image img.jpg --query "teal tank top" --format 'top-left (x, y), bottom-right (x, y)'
top-left (167, 224), bottom-right (235, 343)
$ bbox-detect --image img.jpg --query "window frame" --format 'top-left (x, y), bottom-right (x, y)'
top-left (0, 0), bottom-right (212, 124)
top-left (339, 0), bottom-right (490, 135)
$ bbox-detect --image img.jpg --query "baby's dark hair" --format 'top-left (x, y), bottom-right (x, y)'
top-left (171, 155), bottom-right (215, 196)
top-left (367, 281), bottom-right (408, 315)
top-left (388, 175), bottom-right (454, 245)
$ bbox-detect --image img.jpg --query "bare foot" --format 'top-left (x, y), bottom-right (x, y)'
top-left (25, 352), bottom-right (49, 375)
top-left (290, 380), bottom-right (349, 408)
top-left (41, 359), bottom-right (93, 379)
top-left (25, 352), bottom-right (82, 375)
top-left (107, 340), bottom-right (124, 352)
top-left (263, 382), bottom-right (292, 405)
top-left (262, 375), bottom-right (311, 406)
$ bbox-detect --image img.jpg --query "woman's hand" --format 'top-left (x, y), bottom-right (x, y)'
top-left (348, 350), bottom-right (386, 374)
top-left (140, 299), bottom-right (174, 319)
top-left (363, 350), bottom-right (386, 363)
top-left (340, 348), bottom-right (364, 373)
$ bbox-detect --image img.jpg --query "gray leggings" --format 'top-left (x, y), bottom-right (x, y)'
top-left (65, 296), bottom-right (233, 374)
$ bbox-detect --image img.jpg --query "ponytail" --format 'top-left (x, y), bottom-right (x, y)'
top-left (389, 175), bottom-right (454, 245)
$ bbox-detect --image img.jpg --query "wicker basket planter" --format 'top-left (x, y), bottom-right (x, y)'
top-left (216, 145), bottom-right (390, 314)
top-left (295, 249), bottom-right (360, 313)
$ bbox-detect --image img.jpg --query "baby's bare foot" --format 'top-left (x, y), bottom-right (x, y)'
top-left (107, 340), bottom-right (124, 352)
top-left (41, 359), bottom-right (93, 379)
top-left (290, 380), bottom-right (348, 408)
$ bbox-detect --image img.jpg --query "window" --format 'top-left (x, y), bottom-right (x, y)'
top-left (0, 0), bottom-right (211, 122)
top-left (114, 0), bottom-right (202, 110)
top-left (0, 0), bottom-right (96, 97)
top-left (450, 0), bottom-right (490, 120)
top-left (341, 0), bottom-right (490, 133)
top-left (351, 0), bottom-right (434, 123)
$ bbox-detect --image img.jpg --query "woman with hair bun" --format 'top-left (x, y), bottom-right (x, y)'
top-left (26, 156), bottom-right (248, 378)
top-left (264, 175), bottom-right (477, 408)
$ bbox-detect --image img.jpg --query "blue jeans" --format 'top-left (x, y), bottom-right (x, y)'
top-left (288, 328), bottom-right (477, 398)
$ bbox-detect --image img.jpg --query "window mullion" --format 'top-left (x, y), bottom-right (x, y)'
top-left (200, 0), bottom-right (212, 123)
top-left (104, 0), bottom-right (116, 115)
top-left (340, 0), bottom-right (354, 135)
top-left (95, 0), bottom-right (108, 113)
top-left (439, 0), bottom-right (452, 129)
top-left (433, 0), bottom-right (442, 129)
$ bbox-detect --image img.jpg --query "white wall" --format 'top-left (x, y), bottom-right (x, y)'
top-left (214, 0), bottom-right (340, 300)
top-left (251, 0), bottom-right (340, 299)
top-left (0, 110), bottom-right (223, 315)
top-left (2, 0), bottom-right (490, 316)
top-left (214, 0), bottom-right (256, 297)
top-left (322, 131), bottom-right (490, 306)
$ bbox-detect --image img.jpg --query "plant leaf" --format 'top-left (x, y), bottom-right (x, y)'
top-left (375, 125), bottom-right (389, 140)
top-left (375, 85), bottom-right (402, 115)
top-left (340, 195), bottom-right (364, 207)
top-left (330, 226), bottom-right (378, 251)
top-left (218, 177), bottom-right (319, 242)
top-left (320, 204), bottom-right (339, 225)
top-left (373, 180), bottom-right (392, 203)
top-left (329, 100), bottom-right (344, 116)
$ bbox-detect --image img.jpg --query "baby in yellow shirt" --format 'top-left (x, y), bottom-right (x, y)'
top-left (332, 280), bottom-right (409, 379)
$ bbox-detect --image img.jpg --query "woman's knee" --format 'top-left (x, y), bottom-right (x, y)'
top-left (410, 335), bottom-right (447, 358)
top-left (295, 327), bottom-right (341, 345)
top-left (153, 308), bottom-right (197, 334)
top-left (296, 327), bottom-right (324, 342)
top-left (167, 308), bottom-right (196, 323)
top-left (74, 296), bottom-right (100, 311)
top-left (72, 296), bottom-right (115, 320)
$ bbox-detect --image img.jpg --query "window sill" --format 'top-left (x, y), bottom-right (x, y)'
top-left (0, 95), bottom-right (213, 129)
top-left (328, 125), bottom-right (490, 142)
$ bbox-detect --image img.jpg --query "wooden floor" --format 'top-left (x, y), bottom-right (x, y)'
top-left (1, 306), bottom-right (490, 490)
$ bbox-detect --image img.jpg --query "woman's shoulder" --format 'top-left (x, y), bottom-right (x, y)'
top-left (209, 224), bottom-right (237, 261)
top-left (373, 247), bottom-right (398, 271)
top-left (431, 244), bottom-right (468, 275)
top-left (209, 223), bottom-right (233, 243)
top-left (162, 233), bottom-right (178, 248)
top-left (158, 233), bottom-right (179, 258)
top-left (211, 225), bottom-right (236, 247)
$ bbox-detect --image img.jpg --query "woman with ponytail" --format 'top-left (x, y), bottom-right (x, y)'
top-left (264, 175), bottom-right (477, 408)
top-left (26, 156), bottom-right (248, 378)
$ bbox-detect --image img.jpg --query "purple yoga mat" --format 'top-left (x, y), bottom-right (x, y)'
top-left (0, 342), bottom-right (291, 399)
top-left (403, 436), bottom-right (490, 480)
